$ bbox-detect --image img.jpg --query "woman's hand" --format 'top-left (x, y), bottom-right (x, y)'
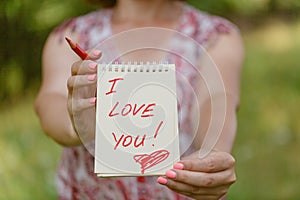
top-left (67, 49), bottom-right (102, 143)
top-left (157, 150), bottom-right (236, 200)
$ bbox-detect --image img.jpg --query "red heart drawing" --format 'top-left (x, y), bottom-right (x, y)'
top-left (133, 150), bottom-right (170, 174)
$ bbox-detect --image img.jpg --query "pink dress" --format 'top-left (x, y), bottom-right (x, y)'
top-left (55, 3), bottom-right (233, 200)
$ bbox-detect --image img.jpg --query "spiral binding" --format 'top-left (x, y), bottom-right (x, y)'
top-left (98, 61), bottom-right (173, 73)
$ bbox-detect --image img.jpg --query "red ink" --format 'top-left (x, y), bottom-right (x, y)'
top-left (154, 121), bottom-right (163, 139)
top-left (132, 104), bottom-right (145, 116)
top-left (122, 135), bottom-right (132, 147)
top-left (106, 78), bottom-right (123, 95)
top-left (133, 150), bottom-right (170, 174)
top-left (141, 103), bottom-right (156, 118)
top-left (152, 121), bottom-right (163, 147)
top-left (112, 132), bottom-right (124, 150)
top-left (108, 102), bottom-right (155, 118)
top-left (121, 104), bottom-right (132, 116)
top-left (109, 101), bottom-right (120, 117)
top-left (134, 134), bottom-right (146, 148)
top-left (112, 133), bottom-right (146, 150)
top-left (112, 132), bottom-right (118, 142)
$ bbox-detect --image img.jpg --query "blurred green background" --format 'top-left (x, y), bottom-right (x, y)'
top-left (1, 0), bottom-right (300, 199)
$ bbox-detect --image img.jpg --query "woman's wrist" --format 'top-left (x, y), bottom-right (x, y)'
top-left (65, 124), bottom-right (82, 146)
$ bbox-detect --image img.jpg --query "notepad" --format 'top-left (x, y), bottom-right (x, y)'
top-left (94, 62), bottom-right (180, 177)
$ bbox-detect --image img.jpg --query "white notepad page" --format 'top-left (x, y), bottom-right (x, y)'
top-left (94, 63), bottom-right (180, 177)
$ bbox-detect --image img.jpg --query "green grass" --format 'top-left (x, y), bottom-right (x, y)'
top-left (229, 18), bottom-right (300, 199)
top-left (0, 96), bottom-right (61, 200)
top-left (0, 18), bottom-right (300, 199)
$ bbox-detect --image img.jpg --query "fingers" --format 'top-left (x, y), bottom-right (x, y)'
top-left (71, 61), bottom-right (98, 76)
top-left (87, 49), bottom-right (102, 60)
top-left (157, 151), bottom-right (236, 199)
top-left (68, 97), bottom-right (97, 113)
top-left (68, 49), bottom-right (99, 101)
top-left (160, 178), bottom-right (228, 200)
top-left (165, 167), bottom-right (236, 188)
top-left (71, 49), bottom-right (101, 76)
top-left (157, 168), bottom-right (235, 200)
top-left (66, 49), bottom-right (100, 135)
top-left (180, 151), bottom-right (235, 173)
top-left (67, 74), bottom-right (97, 91)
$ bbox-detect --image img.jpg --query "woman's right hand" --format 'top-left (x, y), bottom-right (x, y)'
top-left (67, 49), bottom-right (102, 144)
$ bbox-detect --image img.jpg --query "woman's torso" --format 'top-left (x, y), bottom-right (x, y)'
top-left (55, 3), bottom-right (233, 200)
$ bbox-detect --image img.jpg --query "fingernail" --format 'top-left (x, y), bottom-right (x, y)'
top-left (157, 177), bottom-right (168, 185)
top-left (89, 97), bottom-right (97, 104)
top-left (165, 170), bottom-right (176, 179)
top-left (173, 163), bottom-right (184, 170)
top-left (88, 74), bottom-right (96, 81)
top-left (92, 50), bottom-right (101, 56)
top-left (89, 62), bottom-right (97, 70)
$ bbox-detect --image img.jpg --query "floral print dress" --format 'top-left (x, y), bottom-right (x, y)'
top-left (54, 3), bottom-right (233, 200)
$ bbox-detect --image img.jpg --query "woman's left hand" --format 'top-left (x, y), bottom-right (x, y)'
top-left (157, 150), bottom-right (236, 200)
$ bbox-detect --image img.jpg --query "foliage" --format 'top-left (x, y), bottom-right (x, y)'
top-left (187, 0), bottom-right (300, 16)
top-left (1, 0), bottom-right (300, 104)
top-left (229, 18), bottom-right (300, 199)
top-left (0, 0), bottom-right (96, 103)
top-left (0, 96), bottom-right (61, 200)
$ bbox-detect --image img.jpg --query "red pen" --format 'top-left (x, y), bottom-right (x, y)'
top-left (65, 37), bottom-right (89, 60)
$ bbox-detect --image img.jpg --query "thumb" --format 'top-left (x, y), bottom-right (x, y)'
top-left (176, 151), bottom-right (235, 173)
top-left (87, 49), bottom-right (102, 60)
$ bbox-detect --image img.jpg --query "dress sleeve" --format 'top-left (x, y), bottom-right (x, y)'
top-left (196, 14), bottom-right (239, 50)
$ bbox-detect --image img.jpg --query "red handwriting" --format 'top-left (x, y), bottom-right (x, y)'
top-left (112, 132), bottom-right (146, 150)
top-left (133, 150), bottom-right (170, 174)
top-left (111, 121), bottom-right (163, 150)
top-left (108, 102), bottom-right (156, 118)
top-left (105, 77), bottom-right (167, 169)
top-left (106, 78), bottom-right (123, 95)
top-left (152, 121), bottom-right (163, 147)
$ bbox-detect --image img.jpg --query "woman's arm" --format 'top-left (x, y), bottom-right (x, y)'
top-left (195, 26), bottom-right (244, 153)
top-left (34, 31), bottom-right (81, 146)
top-left (158, 28), bottom-right (244, 200)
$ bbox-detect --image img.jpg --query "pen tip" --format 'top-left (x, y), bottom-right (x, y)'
top-left (65, 36), bottom-right (70, 42)
top-left (65, 37), bottom-right (76, 48)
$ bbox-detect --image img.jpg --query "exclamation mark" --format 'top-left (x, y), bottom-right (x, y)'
top-left (152, 121), bottom-right (163, 147)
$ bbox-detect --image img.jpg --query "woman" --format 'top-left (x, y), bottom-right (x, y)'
top-left (35, 0), bottom-right (244, 199)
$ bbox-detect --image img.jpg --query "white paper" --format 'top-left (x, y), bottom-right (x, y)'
top-left (94, 63), bottom-right (179, 177)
